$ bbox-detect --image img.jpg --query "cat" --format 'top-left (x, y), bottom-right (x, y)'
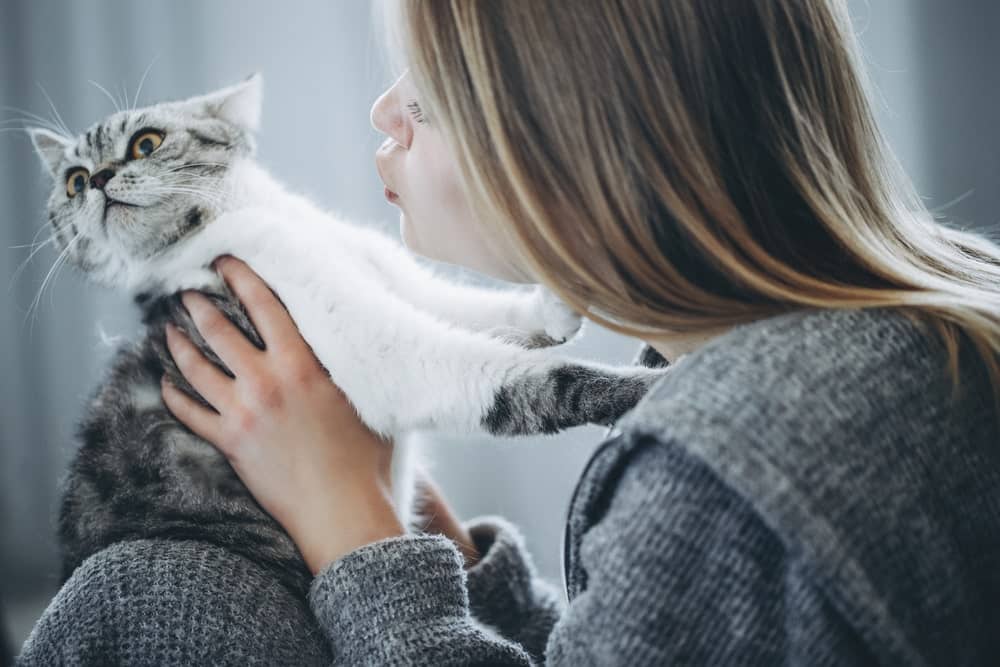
top-left (28, 74), bottom-right (669, 595)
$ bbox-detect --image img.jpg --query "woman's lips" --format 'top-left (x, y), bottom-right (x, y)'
top-left (384, 186), bottom-right (399, 203)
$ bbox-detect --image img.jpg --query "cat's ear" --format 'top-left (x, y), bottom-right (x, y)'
top-left (184, 73), bottom-right (263, 133)
top-left (28, 128), bottom-right (72, 176)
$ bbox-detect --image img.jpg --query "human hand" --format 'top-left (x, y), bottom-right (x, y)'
top-left (160, 255), bottom-right (404, 575)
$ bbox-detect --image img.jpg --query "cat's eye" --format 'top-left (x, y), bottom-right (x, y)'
top-left (65, 168), bottom-right (90, 198)
top-left (128, 129), bottom-right (164, 160)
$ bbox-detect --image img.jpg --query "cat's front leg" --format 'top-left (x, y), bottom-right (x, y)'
top-left (268, 279), bottom-right (666, 437)
top-left (357, 229), bottom-right (581, 345)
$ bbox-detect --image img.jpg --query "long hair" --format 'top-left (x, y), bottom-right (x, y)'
top-left (384, 0), bottom-right (1000, 414)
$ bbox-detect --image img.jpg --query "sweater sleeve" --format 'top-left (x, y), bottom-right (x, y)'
top-left (307, 533), bottom-right (535, 665)
top-left (309, 433), bottom-right (875, 665)
top-left (462, 515), bottom-right (566, 659)
top-left (306, 515), bottom-right (563, 665)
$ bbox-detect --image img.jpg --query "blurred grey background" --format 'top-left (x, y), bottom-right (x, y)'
top-left (1, 0), bottom-right (998, 653)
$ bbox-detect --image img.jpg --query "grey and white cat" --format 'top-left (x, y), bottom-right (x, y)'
top-left (28, 75), bottom-right (668, 595)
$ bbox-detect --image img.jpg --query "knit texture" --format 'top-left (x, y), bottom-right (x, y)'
top-left (17, 538), bottom-right (331, 665)
top-left (17, 306), bottom-right (1000, 665)
top-left (464, 516), bottom-right (564, 661)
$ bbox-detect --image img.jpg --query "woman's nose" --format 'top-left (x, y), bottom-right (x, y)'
top-left (370, 78), bottom-right (411, 148)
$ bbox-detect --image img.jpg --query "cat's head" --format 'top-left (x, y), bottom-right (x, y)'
top-left (28, 74), bottom-right (262, 286)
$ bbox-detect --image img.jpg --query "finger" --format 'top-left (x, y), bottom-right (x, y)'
top-left (160, 376), bottom-right (225, 446)
top-left (181, 290), bottom-right (262, 378)
top-left (165, 323), bottom-right (236, 411)
top-left (214, 256), bottom-right (303, 350)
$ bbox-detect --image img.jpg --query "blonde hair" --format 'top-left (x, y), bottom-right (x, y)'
top-left (383, 0), bottom-right (1000, 415)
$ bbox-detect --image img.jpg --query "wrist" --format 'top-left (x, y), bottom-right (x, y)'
top-left (296, 481), bottom-right (406, 575)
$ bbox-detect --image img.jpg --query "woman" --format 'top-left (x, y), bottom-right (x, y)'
top-left (19, 1), bottom-right (1000, 664)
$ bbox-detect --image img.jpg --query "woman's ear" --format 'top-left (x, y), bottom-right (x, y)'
top-left (28, 128), bottom-right (72, 177)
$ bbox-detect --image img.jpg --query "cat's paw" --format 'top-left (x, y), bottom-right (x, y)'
top-left (534, 286), bottom-right (583, 343)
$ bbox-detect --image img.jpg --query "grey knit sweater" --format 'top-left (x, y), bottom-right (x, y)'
top-left (17, 306), bottom-right (1000, 665)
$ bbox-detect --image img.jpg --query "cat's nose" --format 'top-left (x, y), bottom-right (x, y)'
top-left (90, 168), bottom-right (116, 191)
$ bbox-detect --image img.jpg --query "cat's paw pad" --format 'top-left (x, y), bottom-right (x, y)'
top-left (536, 287), bottom-right (582, 343)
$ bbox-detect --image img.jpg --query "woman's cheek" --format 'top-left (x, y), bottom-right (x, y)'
top-left (398, 157), bottom-right (467, 262)
top-left (398, 139), bottom-right (520, 277)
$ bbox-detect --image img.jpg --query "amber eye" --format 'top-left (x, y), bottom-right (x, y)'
top-left (128, 130), bottom-right (164, 160)
top-left (65, 168), bottom-right (90, 198)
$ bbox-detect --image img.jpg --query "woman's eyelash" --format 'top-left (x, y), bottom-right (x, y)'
top-left (406, 100), bottom-right (427, 125)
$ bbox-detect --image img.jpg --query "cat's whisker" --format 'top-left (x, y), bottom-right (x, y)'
top-left (118, 81), bottom-right (130, 116)
top-left (161, 178), bottom-right (227, 193)
top-left (166, 169), bottom-right (229, 178)
top-left (148, 183), bottom-right (224, 198)
top-left (0, 119), bottom-right (37, 129)
top-left (15, 215), bottom-right (62, 251)
top-left (24, 228), bottom-right (83, 334)
top-left (87, 79), bottom-right (123, 115)
top-left (148, 186), bottom-right (227, 207)
top-left (0, 107), bottom-right (72, 139)
top-left (10, 233), bottom-right (58, 270)
top-left (35, 82), bottom-right (74, 139)
top-left (162, 162), bottom-right (230, 173)
top-left (8, 238), bottom-right (54, 249)
top-left (49, 235), bottom-right (82, 309)
top-left (162, 172), bottom-right (228, 185)
top-left (131, 54), bottom-right (161, 113)
top-left (0, 121), bottom-right (59, 139)
top-left (160, 173), bottom-right (222, 183)
top-left (13, 216), bottom-right (63, 256)
top-left (8, 236), bottom-right (59, 292)
top-left (156, 181), bottom-right (227, 201)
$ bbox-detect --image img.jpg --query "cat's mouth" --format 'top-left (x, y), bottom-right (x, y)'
top-left (103, 197), bottom-right (142, 217)
top-left (101, 197), bottom-right (143, 232)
